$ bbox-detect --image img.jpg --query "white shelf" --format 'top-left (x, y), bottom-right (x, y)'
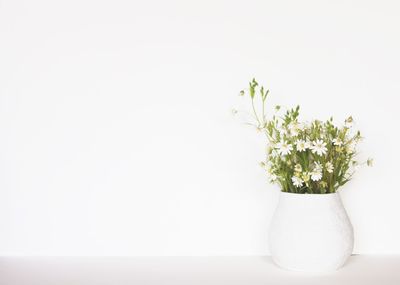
top-left (1, 255), bottom-right (399, 285)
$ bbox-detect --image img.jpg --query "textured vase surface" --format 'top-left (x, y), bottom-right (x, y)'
top-left (269, 192), bottom-right (354, 272)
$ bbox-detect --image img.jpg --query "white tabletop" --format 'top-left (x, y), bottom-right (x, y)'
top-left (1, 255), bottom-right (399, 285)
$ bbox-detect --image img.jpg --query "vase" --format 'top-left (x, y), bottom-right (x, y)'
top-left (268, 191), bottom-right (354, 272)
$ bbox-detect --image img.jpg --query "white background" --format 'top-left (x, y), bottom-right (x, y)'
top-left (0, 0), bottom-right (399, 256)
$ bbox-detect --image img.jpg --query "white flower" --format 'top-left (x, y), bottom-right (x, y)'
top-left (276, 141), bottom-right (293, 156)
top-left (295, 139), bottom-right (308, 152)
top-left (345, 116), bottom-right (353, 128)
top-left (332, 138), bottom-right (343, 146)
top-left (310, 171), bottom-right (322, 181)
top-left (311, 140), bottom-right (327, 156)
top-left (291, 176), bottom-right (303, 187)
top-left (269, 174), bottom-right (277, 182)
top-left (325, 162), bottom-right (334, 173)
top-left (345, 122), bottom-right (352, 128)
top-left (313, 161), bottom-right (323, 172)
top-left (294, 163), bottom-right (302, 173)
top-left (310, 162), bottom-right (323, 181)
top-left (288, 121), bottom-right (302, 136)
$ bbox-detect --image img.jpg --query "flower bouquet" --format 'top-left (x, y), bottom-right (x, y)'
top-left (237, 78), bottom-right (372, 194)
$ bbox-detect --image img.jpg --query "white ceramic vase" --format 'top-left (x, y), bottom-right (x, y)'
top-left (269, 192), bottom-right (354, 272)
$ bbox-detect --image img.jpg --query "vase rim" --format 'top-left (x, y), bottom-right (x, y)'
top-left (279, 191), bottom-right (339, 196)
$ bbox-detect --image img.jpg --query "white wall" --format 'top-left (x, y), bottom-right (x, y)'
top-left (0, 0), bottom-right (399, 256)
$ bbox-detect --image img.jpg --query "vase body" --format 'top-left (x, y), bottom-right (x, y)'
top-left (269, 192), bottom-right (354, 272)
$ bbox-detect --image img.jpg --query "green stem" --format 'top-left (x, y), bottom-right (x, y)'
top-left (251, 98), bottom-right (261, 126)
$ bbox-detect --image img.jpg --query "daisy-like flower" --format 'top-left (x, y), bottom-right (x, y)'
top-left (311, 140), bottom-right (327, 156)
top-left (276, 141), bottom-right (293, 156)
top-left (325, 162), bottom-right (334, 173)
top-left (295, 139), bottom-right (308, 152)
top-left (310, 171), bottom-right (322, 181)
top-left (332, 138), bottom-right (343, 146)
top-left (310, 162), bottom-right (323, 181)
top-left (345, 116), bottom-right (353, 128)
top-left (294, 163), bottom-right (302, 173)
top-left (291, 176), bottom-right (303, 187)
